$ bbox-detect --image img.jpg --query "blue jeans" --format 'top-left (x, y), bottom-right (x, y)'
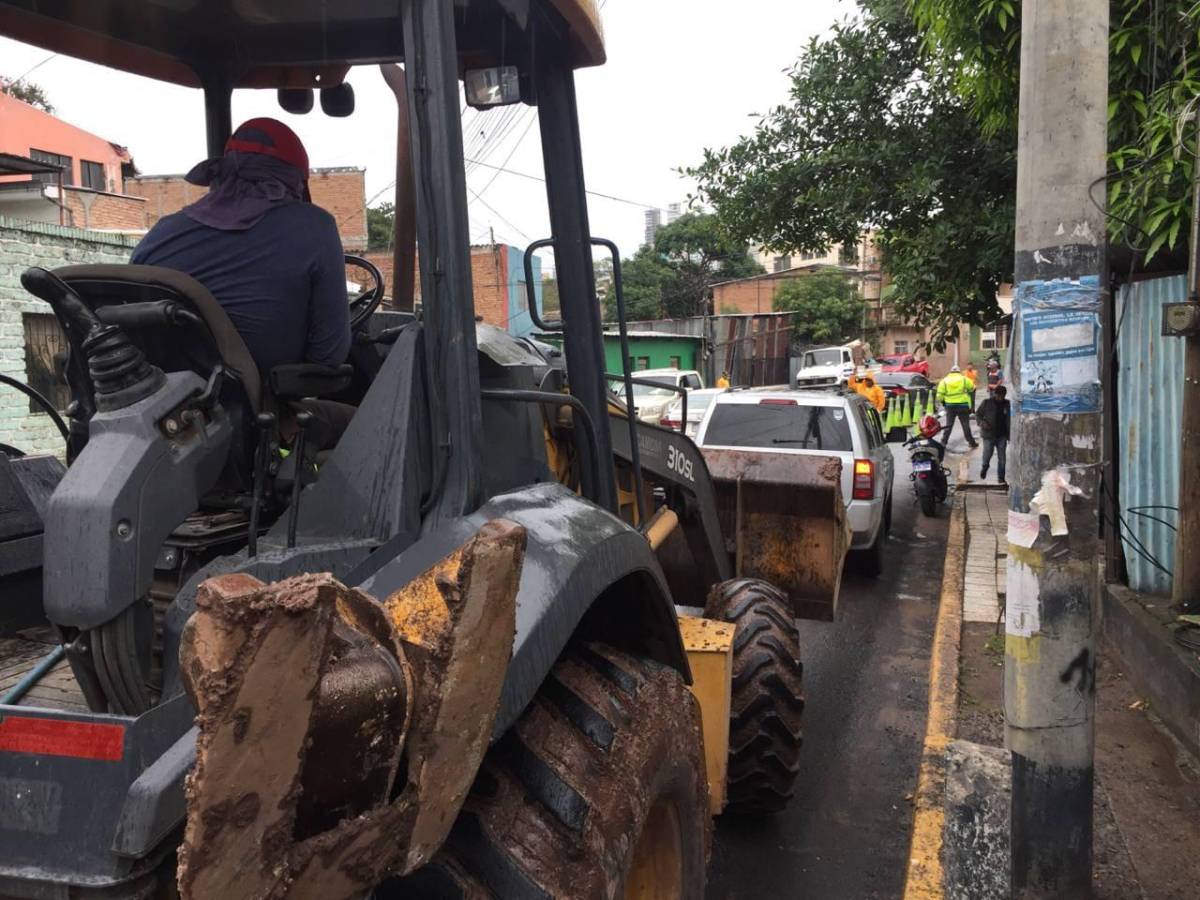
top-left (981, 436), bottom-right (1007, 481)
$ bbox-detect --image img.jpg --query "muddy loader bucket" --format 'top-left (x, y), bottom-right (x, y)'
top-left (700, 449), bottom-right (849, 621)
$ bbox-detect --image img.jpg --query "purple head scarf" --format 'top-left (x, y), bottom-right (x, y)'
top-left (181, 151), bottom-right (308, 232)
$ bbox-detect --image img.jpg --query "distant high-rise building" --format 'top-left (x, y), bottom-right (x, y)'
top-left (643, 208), bottom-right (663, 247)
top-left (666, 202), bottom-right (684, 225)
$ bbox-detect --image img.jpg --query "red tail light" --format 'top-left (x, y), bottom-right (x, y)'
top-left (759, 398), bottom-right (798, 406)
top-left (852, 459), bottom-right (875, 500)
top-left (892, 386), bottom-right (908, 395)
top-left (659, 416), bottom-right (682, 430)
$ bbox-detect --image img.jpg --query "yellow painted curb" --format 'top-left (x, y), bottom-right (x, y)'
top-left (902, 495), bottom-right (967, 900)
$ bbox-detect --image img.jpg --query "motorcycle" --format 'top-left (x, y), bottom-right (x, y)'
top-left (906, 428), bottom-right (949, 517)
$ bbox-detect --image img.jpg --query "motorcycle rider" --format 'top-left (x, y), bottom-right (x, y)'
top-left (976, 385), bottom-right (1011, 484)
top-left (937, 365), bottom-right (978, 449)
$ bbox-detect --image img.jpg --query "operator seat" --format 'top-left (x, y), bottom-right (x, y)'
top-left (48, 264), bottom-right (351, 487)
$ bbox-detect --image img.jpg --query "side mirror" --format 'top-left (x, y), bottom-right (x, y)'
top-left (464, 66), bottom-right (522, 108)
top-left (320, 83), bottom-right (356, 117)
top-left (277, 88), bottom-right (314, 114)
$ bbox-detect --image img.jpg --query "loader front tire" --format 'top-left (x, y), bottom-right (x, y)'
top-left (379, 644), bottom-right (710, 899)
top-left (704, 578), bottom-right (805, 815)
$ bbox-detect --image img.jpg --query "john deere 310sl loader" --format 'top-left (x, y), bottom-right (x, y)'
top-left (0, 2), bottom-right (848, 896)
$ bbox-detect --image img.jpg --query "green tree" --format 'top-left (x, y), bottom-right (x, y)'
top-left (540, 276), bottom-right (560, 317)
top-left (0, 76), bottom-right (53, 113)
top-left (366, 202), bottom-right (395, 251)
top-left (688, 0), bottom-right (1015, 348)
top-left (603, 213), bottom-right (762, 322)
top-left (773, 272), bottom-right (866, 344)
top-left (652, 213), bottom-right (763, 318)
top-left (603, 249), bottom-right (670, 322)
top-left (909, 0), bottom-right (1200, 266)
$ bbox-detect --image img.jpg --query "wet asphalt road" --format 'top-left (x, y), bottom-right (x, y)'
top-left (707, 447), bottom-right (949, 899)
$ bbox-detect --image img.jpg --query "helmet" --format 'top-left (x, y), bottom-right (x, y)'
top-left (950, 365), bottom-right (961, 373)
top-left (919, 414), bottom-right (942, 439)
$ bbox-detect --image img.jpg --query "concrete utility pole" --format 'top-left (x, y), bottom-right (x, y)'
top-left (1007, 1), bottom-right (1109, 897)
top-left (1174, 110), bottom-right (1200, 615)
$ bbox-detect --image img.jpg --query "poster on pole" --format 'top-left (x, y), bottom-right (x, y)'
top-left (1014, 275), bottom-right (1102, 413)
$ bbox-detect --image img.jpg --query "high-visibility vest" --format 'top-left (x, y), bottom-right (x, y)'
top-left (938, 373), bottom-right (974, 406)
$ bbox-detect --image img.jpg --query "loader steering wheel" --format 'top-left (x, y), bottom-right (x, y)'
top-left (345, 254), bottom-right (385, 331)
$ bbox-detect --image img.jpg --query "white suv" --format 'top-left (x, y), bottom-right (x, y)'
top-left (608, 368), bottom-right (704, 424)
top-left (695, 388), bottom-right (895, 575)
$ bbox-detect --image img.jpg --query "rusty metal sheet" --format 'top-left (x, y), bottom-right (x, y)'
top-left (701, 448), bottom-right (849, 621)
top-left (177, 519), bottom-right (526, 899)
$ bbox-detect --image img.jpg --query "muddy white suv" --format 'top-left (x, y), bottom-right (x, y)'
top-left (696, 387), bottom-right (895, 575)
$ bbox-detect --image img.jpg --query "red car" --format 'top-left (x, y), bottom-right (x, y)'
top-left (879, 354), bottom-right (930, 377)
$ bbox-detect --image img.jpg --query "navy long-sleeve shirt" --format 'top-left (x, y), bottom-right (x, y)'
top-left (131, 203), bottom-right (350, 376)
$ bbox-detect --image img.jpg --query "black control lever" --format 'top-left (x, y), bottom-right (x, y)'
top-left (248, 412), bottom-right (276, 558)
top-left (286, 409), bottom-right (312, 549)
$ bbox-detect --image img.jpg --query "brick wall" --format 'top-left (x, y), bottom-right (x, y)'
top-left (0, 216), bottom-right (137, 455)
top-left (308, 169), bottom-right (367, 251)
top-left (125, 167), bottom-right (368, 250)
top-left (361, 246), bottom-right (513, 329)
top-left (61, 187), bottom-right (148, 232)
top-left (712, 278), bottom-right (779, 315)
top-left (471, 245), bottom-right (509, 328)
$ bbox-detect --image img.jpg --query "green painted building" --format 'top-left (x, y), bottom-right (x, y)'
top-left (538, 330), bottom-right (706, 378)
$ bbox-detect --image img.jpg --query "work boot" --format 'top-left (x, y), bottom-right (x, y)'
top-left (980, 467), bottom-right (988, 480)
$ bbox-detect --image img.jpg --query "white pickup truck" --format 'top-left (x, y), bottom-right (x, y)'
top-left (794, 342), bottom-right (869, 389)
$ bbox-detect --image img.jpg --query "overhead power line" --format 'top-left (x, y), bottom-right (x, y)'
top-left (463, 157), bottom-right (660, 209)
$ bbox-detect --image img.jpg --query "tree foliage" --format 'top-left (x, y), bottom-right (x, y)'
top-left (0, 76), bottom-right (53, 113)
top-left (688, 0), bottom-right (1015, 348)
top-left (910, 0), bottom-right (1200, 267)
top-left (773, 272), bottom-right (866, 345)
top-left (366, 202), bottom-right (395, 251)
top-left (603, 212), bottom-right (762, 322)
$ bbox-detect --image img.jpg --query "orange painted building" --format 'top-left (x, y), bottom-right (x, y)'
top-left (0, 91), bottom-right (132, 192)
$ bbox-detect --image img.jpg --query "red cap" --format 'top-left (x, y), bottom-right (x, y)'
top-left (225, 117), bottom-right (309, 181)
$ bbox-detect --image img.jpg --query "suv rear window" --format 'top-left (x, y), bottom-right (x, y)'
top-left (704, 402), bottom-right (854, 451)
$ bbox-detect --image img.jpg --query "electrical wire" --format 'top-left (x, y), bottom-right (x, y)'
top-left (467, 185), bottom-right (530, 242)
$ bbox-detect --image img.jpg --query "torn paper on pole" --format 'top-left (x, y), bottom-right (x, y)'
top-left (1029, 468), bottom-right (1084, 536)
top-left (1006, 557), bottom-right (1041, 638)
top-left (1008, 510), bottom-right (1041, 549)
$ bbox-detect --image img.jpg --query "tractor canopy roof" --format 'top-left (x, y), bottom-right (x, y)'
top-left (0, 0), bottom-right (604, 89)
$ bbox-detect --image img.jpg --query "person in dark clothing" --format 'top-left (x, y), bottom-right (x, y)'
top-left (976, 385), bottom-right (1011, 483)
top-left (132, 118), bottom-right (351, 380)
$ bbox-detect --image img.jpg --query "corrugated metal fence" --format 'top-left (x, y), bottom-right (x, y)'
top-left (623, 313), bottom-right (796, 387)
top-left (1117, 276), bottom-right (1186, 595)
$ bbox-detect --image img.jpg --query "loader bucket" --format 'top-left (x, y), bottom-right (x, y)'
top-left (700, 448), bottom-right (849, 621)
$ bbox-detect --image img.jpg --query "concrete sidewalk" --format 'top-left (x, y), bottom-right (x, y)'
top-left (904, 460), bottom-right (1200, 899)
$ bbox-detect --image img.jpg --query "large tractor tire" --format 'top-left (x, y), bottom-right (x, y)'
top-left (704, 579), bottom-right (805, 815)
top-left (380, 644), bottom-right (711, 899)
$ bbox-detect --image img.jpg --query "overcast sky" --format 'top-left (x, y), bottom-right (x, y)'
top-left (1, 0), bottom-right (849, 266)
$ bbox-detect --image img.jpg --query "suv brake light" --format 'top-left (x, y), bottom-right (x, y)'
top-left (659, 416), bottom-right (682, 430)
top-left (760, 398), bottom-right (797, 406)
top-left (852, 459), bottom-right (875, 500)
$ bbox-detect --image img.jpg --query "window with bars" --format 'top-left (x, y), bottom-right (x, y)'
top-left (81, 160), bottom-right (106, 191)
top-left (29, 149), bottom-right (73, 185)
top-left (773, 256), bottom-right (792, 273)
top-left (22, 313), bottom-right (71, 413)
